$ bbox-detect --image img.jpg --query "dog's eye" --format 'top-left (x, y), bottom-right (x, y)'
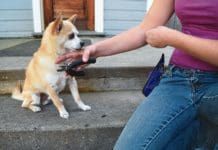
top-left (69, 33), bottom-right (75, 39)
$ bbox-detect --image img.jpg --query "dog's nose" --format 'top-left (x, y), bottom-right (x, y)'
top-left (80, 41), bottom-right (85, 47)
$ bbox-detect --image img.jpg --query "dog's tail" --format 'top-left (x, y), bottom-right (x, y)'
top-left (11, 80), bottom-right (24, 101)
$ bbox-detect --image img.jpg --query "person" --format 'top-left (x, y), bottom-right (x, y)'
top-left (56, 0), bottom-right (218, 149)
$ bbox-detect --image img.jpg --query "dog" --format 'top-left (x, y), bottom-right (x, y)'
top-left (11, 14), bottom-right (91, 119)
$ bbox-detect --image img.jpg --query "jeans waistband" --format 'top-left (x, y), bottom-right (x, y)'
top-left (168, 64), bottom-right (218, 76)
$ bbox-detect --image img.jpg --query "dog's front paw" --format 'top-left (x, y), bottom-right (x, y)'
top-left (60, 110), bottom-right (69, 119)
top-left (79, 104), bottom-right (91, 111)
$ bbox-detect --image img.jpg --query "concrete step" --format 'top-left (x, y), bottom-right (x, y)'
top-left (0, 37), bottom-right (173, 94)
top-left (0, 90), bottom-right (144, 150)
top-left (1, 91), bottom-right (218, 150)
top-left (0, 46), bottom-right (174, 94)
top-left (0, 57), bottom-right (151, 94)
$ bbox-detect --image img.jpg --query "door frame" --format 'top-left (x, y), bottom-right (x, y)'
top-left (32, 0), bottom-right (104, 33)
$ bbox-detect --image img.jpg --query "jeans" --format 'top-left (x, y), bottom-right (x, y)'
top-left (114, 65), bottom-right (218, 150)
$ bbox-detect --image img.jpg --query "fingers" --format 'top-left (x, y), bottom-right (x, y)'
top-left (56, 52), bottom-right (83, 64)
top-left (55, 55), bottom-right (68, 64)
top-left (56, 45), bottom-right (95, 64)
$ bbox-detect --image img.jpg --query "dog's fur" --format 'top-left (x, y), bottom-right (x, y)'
top-left (12, 14), bottom-right (91, 119)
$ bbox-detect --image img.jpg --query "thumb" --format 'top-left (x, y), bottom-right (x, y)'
top-left (82, 50), bottom-right (90, 62)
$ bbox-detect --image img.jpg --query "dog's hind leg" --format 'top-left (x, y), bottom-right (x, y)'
top-left (42, 98), bottom-right (52, 105)
top-left (68, 77), bottom-right (91, 111)
top-left (21, 91), bottom-right (32, 108)
top-left (21, 92), bottom-right (41, 112)
top-left (40, 93), bottom-right (52, 105)
top-left (29, 93), bottom-right (41, 112)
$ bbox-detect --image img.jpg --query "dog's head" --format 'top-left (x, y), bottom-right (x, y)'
top-left (45, 14), bottom-right (84, 54)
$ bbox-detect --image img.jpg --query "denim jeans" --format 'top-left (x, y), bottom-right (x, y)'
top-left (114, 65), bottom-right (218, 150)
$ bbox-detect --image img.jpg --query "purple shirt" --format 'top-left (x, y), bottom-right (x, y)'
top-left (170, 0), bottom-right (218, 71)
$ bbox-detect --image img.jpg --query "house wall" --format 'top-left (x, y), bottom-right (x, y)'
top-left (104, 0), bottom-right (182, 35)
top-left (0, 0), bottom-right (33, 38)
top-left (0, 0), bottom-right (180, 37)
top-left (104, 0), bottom-right (147, 35)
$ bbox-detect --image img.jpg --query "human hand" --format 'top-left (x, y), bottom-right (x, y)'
top-left (73, 44), bottom-right (97, 70)
top-left (56, 44), bottom-right (97, 71)
top-left (81, 44), bottom-right (97, 62)
top-left (56, 44), bottom-right (97, 64)
top-left (146, 26), bottom-right (174, 48)
top-left (55, 51), bottom-right (83, 64)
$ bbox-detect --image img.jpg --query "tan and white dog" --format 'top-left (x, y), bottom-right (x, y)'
top-left (12, 14), bottom-right (91, 119)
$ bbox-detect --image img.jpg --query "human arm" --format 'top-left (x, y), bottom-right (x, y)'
top-left (56, 0), bottom-right (175, 63)
top-left (146, 26), bottom-right (218, 66)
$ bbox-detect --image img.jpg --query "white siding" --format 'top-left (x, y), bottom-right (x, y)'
top-left (104, 0), bottom-right (147, 35)
top-left (0, 0), bottom-right (33, 37)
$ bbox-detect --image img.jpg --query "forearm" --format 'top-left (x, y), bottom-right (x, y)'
top-left (91, 0), bottom-right (174, 58)
top-left (169, 30), bottom-right (218, 66)
top-left (92, 26), bottom-right (146, 57)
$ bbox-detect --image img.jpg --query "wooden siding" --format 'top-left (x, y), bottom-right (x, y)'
top-left (104, 0), bottom-right (147, 35)
top-left (0, 0), bottom-right (33, 37)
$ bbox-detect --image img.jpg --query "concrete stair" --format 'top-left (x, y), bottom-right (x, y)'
top-left (0, 44), bottom-right (173, 94)
top-left (0, 56), bottom-right (151, 94)
top-left (0, 41), bottom-right (171, 149)
top-left (0, 91), bottom-right (144, 150)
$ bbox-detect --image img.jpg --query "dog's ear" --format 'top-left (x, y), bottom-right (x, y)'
top-left (52, 13), bottom-right (63, 34)
top-left (68, 14), bottom-right (77, 24)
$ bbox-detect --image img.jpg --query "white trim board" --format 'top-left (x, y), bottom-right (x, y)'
top-left (95, 0), bottom-right (104, 33)
top-left (32, 0), bottom-right (44, 33)
top-left (146, 0), bottom-right (153, 11)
